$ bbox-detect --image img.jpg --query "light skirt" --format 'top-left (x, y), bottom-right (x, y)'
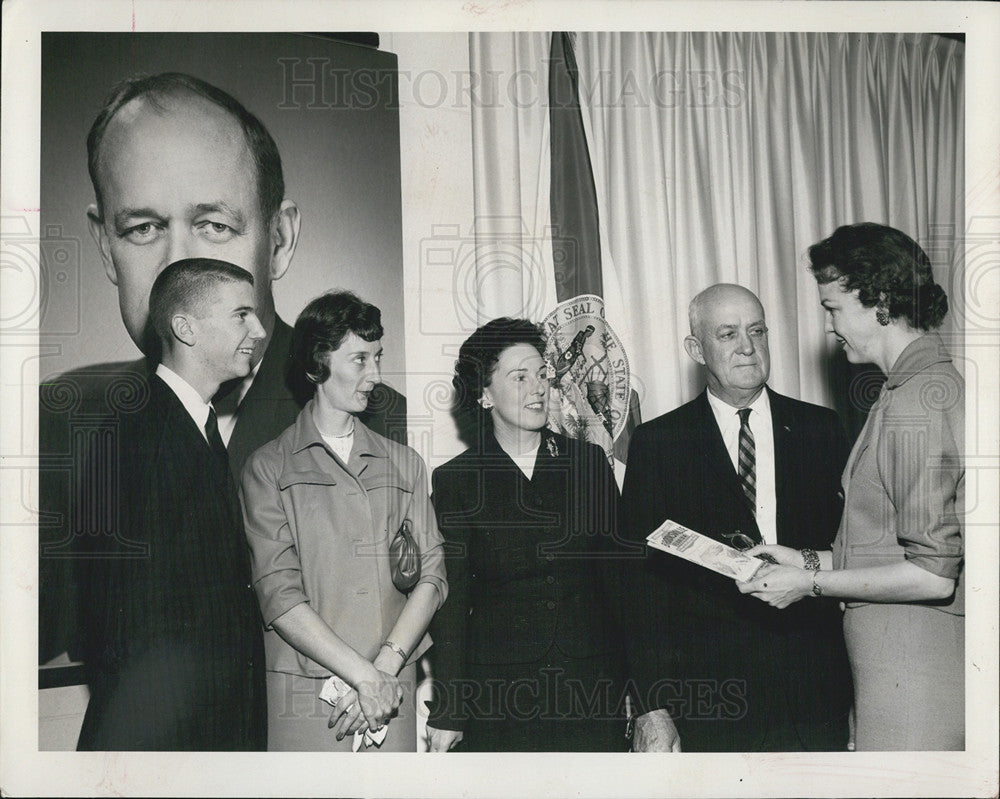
top-left (843, 603), bottom-right (963, 751)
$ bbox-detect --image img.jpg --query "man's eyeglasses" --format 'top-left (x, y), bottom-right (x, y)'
top-left (722, 532), bottom-right (777, 563)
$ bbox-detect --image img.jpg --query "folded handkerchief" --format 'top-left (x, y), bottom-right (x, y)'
top-left (319, 675), bottom-right (389, 751)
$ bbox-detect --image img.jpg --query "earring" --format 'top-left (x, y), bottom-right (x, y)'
top-left (876, 306), bottom-right (890, 326)
top-left (478, 397), bottom-right (493, 410)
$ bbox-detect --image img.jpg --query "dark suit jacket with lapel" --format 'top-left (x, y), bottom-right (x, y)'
top-left (426, 429), bottom-right (627, 732)
top-left (75, 374), bottom-right (266, 750)
top-left (619, 387), bottom-right (852, 752)
top-left (39, 316), bottom-right (406, 663)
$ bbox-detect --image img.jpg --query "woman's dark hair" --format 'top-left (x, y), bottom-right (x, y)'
top-left (291, 291), bottom-right (383, 387)
top-left (453, 318), bottom-right (546, 415)
top-left (807, 222), bottom-right (948, 330)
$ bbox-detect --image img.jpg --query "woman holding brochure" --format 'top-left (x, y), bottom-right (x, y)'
top-left (425, 318), bottom-right (627, 752)
top-left (240, 291), bottom-right (448, 751)
top-left (739, 224), bottom-right (964, 751)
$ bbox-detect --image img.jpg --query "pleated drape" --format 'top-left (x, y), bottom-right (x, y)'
top-left (468, 32), bottom-right (963, 422)
top-left (572, 32), bottom-right (964, 419)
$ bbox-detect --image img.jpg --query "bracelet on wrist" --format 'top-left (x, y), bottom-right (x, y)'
top-left (382, 640), bottom-right (407, 661)
top-left (811, 571), bottom-right (823, 597)
top-left (800, 548), bottom-right (821, 571)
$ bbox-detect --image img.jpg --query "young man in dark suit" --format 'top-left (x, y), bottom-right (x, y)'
top-left (620, 283), bottom-right (853, 752)
top-left (77, 258), bottom-right (267, 750)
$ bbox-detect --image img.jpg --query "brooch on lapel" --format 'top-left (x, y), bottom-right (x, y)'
top-left (545, 436), bottom-right (560, 458)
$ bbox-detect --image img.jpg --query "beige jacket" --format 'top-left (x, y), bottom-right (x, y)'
top-left (240, 401), bottom-right (448, 676)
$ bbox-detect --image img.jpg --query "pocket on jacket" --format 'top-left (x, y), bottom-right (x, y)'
top-left (277, 470), bottom-right (338, 489)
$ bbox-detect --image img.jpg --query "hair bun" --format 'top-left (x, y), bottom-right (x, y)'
top-left (917, 282), bottom-right (948, 329)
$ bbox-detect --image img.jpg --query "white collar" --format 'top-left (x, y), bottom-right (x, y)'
top-left (156, 363), bottom-right (213, 438)
top-left (705, 385), bottom-right (770, 425)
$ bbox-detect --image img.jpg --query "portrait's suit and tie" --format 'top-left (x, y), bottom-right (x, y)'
top-left (620, 284), bottom-right (853, 752)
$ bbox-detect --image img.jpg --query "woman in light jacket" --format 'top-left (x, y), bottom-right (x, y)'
top-left (240, 290), bottom-right (447, 751)
top-left (739, 224), bottom-right (964, 751)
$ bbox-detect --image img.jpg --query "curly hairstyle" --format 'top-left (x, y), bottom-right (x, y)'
top-left (453, 318), bottom-right (546, 416)
top-left (290, 291), bottom-right (383, 387)
top-left (808, 222), bottom-right (948, 330)
top-left (87, 72), bottom-right (285, 223)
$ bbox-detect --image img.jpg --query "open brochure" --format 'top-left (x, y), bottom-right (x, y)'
top-left (646, 519), bottom-right (766, 581)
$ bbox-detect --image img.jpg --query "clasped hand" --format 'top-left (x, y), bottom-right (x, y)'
top-left (736, 544), bottom-right (813, 609)
top-left (328, 665), bottom-right (403, 740)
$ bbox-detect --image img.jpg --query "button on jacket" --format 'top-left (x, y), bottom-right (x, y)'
top-left (240, 400), bottom-right (448, 677)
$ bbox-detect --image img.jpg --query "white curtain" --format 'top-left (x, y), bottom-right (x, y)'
top-left (466, 32), bottom-right (964, 421)
top-left (571, 32), bottom-right (965, 419)
top-left (467, 32), bottom-right (558, 326)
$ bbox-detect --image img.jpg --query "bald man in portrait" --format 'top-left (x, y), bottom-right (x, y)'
top-left (39, 73), bottom-right (405, 663)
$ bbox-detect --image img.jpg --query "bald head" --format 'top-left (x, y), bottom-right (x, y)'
top-left (84, 73), bottom-right (301, 358)
top-left (684, 284), bottom-right (770, 408)
top-left (87, 72), bottom-right (285, 222)
top-left (688, 284), bottom-right (765, 338)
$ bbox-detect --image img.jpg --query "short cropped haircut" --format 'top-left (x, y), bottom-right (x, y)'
top-left (291, 291), bottom-right (383, 386)
top-left (808, 223), bottom-right (948, 331)
top-left (453, 318), bottom-right (546, 416)
top-left (87, 72), bottom-right (285, 222)
top-left (148, 258), bottom-right (254, 343)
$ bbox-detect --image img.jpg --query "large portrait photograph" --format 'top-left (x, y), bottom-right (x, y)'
top-left (2, 2), bottom-right (997, 797)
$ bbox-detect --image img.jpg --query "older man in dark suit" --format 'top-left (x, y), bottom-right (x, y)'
top-left (77, 258), bottom-right (267, 750)
top-left (621, 283), bottom-right (852, 752)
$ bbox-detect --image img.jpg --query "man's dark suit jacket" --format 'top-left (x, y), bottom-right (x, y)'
top-left (75, 374), bottom-right (266, 750)
top-left (39, 316), bottom-right (406, 663)
top-left (619, 387), bottom-right (853, 752)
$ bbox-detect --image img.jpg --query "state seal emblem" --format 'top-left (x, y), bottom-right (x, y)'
top-left (542, 294), bottom-right (631, 460)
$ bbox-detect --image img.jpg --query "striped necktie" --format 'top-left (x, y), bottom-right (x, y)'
top-left (737, 407), bottom-right (757, 517)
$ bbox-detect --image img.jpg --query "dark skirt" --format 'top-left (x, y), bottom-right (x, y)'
top-left (454, 644), bottom-right (628, 752)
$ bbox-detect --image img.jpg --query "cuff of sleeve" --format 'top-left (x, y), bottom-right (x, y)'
top-left (417, 574), bottom-right (448, 609)
top-left (626, 681), bottom-right (649, 717)
top-left (905, 550), bottom-right (963, 580)
top-left (424, 700), bottom-right (467, 732)
top-left (254, 573), bottom-right (310, 629)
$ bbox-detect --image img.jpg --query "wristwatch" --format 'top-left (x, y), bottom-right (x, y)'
top-left (811, 572), bottom-right (823, 597)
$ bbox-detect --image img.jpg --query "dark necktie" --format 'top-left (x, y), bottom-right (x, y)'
top-left (737, 407), bottom-right (757, 516)
top-left (205, 406), bottom-right (229, 468)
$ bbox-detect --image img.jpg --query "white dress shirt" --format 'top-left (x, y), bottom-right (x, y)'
top-left (705, 387), bottom-right (777, 545)
top-left (156, 363), bottom-right (213, 444)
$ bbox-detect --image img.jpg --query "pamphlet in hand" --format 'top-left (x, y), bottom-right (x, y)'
top-left (646, 519), bottom-right (766, 581)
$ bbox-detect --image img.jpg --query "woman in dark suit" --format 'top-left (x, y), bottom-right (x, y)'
top-left (425, 318), bottom-right (627, 752)
top-left (739, 224), bottom-right (964, 750)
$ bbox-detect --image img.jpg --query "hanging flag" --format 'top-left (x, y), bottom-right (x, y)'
top-left (546, 31), bottom-right (640, 465)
